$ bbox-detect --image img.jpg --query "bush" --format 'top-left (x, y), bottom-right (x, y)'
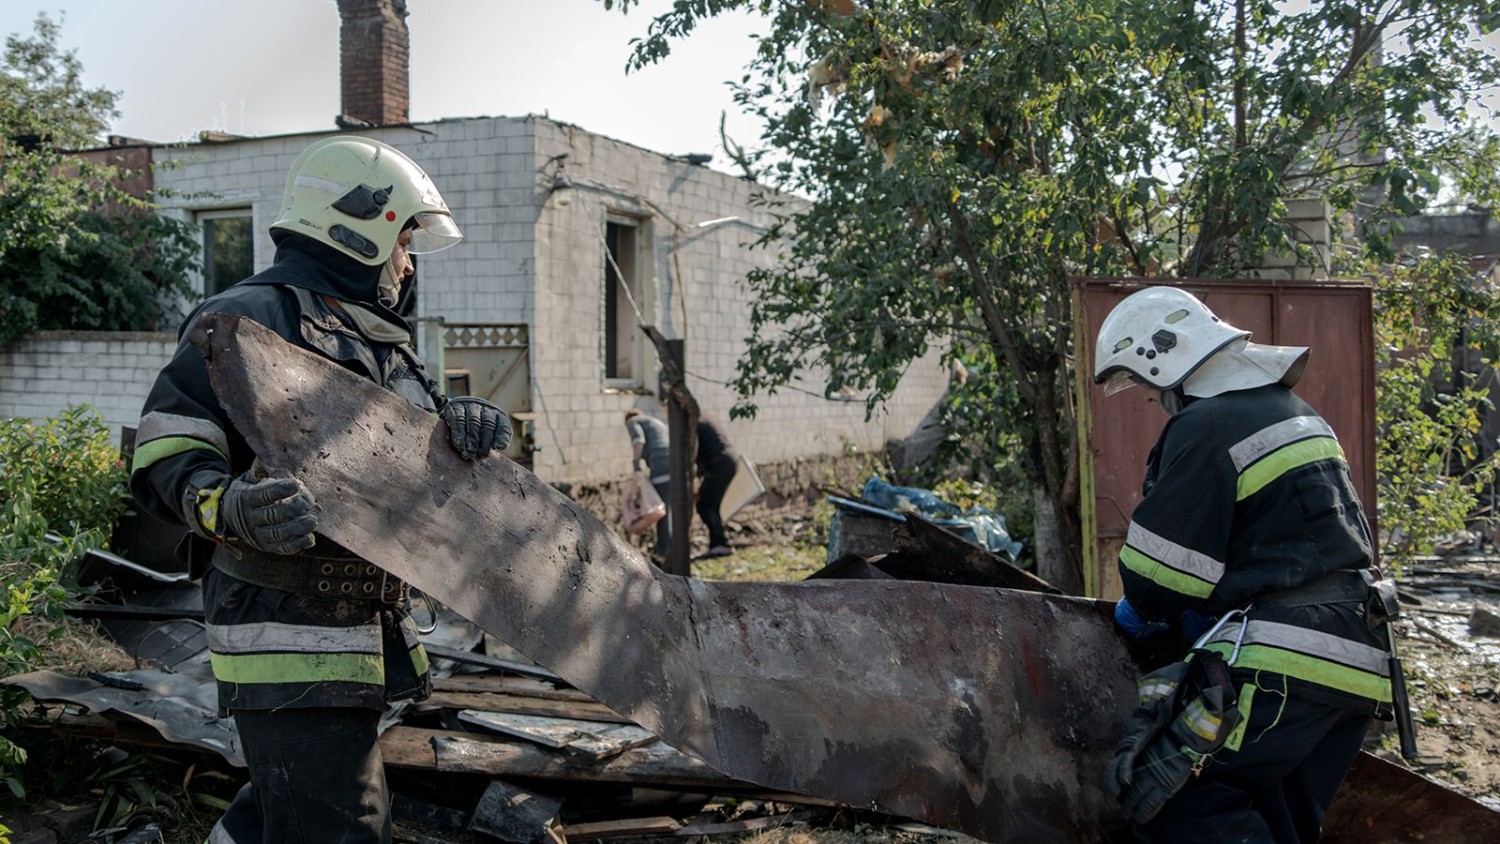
top-left (1374, 253), bottom-right (1500, 571)
top-left (0, 405), bottom-right (129, 803)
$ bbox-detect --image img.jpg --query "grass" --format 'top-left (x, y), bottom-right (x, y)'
top-left (694, 544), bottom-right (828, 582)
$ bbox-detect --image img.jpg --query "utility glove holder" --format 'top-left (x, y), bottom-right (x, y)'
top-left (1105, 649), bottom-right (1243, 825)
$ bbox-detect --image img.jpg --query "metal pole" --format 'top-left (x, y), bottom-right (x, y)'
top-left (666, 339), bottom-right (692, 576)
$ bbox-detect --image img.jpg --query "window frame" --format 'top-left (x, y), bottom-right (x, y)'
top-left (603, 213), bottom-right (653, 390)
top-left (196, 207), bottom-right (255, 298)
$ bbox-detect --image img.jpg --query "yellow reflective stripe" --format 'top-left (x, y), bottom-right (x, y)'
top-left (1229, 416), bottom-right (1336, 472)
top-left (1208, 619), bottom-right (1390, 674)
top-left (197, 486), bottom-right (226, 534)
top-left (1121, 545), bottom-right (1215, 599)
top-left (1125, 521), bottom-right (1225, 585)
top-left (1180, 699), bottom-right (1223, 743)
top-left (1225, 684), bottom-right (1255, 753)
top-left (1138, 679), bottom-right (1177, 705)
top-left (410, 642), bottom-right (430, 676)
top-left (138, 411), bottom-right (230, 457)
top-left (209, 650), bottom-right (384, 686)
top-left (1236, 437), bottom-right (1345, 501)
top-left (1203, 643), bottom-right (1393, 702)
top-left (132, 436), bottom-right (228, 474)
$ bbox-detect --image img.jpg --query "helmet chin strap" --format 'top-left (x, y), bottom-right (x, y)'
top-left (377, 253), bottom-right (403, 308)
top-left (1159, 386), bottom-right (1186, 416)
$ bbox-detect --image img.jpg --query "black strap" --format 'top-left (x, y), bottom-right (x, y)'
top-left (211, 543), bottom-right (407, 604)
top-left (1254, 568), bottom-right (1373, 609)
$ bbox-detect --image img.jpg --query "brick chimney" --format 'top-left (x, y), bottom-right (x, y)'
top-left (336, 0), bottom-right (409, 127)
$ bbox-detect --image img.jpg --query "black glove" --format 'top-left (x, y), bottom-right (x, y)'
top-left (1116, 734), bottom-right (1197, 824)
top-left (217, 473), bottom-right (318, 555)
top-left (441, 397), bottom-right (513, 460)
top-left (1102, 660), bottom-right (1188, 798)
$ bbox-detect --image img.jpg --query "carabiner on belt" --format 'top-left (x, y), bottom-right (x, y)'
top-left (1191, 606), bottom-right (1252, 666)
top-left (413, 590), bottom-right (440, 635)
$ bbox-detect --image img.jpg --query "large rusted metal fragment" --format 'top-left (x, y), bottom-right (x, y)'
top-left (190, 313), bottom-right (1500, 842)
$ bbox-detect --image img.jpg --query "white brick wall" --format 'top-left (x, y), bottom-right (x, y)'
top-left (0, 332), bottom-right (175, 442)
top-left (528, 119), bottom-right (947, 485)
top-left (4, 116), bottom-right (946, 484)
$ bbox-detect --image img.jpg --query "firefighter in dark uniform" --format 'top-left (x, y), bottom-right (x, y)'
top-left (1094, 287), bottom-right (1399, 844)
top-left (130, 136), bottom-right (511, 843)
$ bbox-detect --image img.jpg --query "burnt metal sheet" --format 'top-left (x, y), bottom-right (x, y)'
top-left (192, 312), bottom-right (1138, 842)
top-left (5, 668), bottom-right (242, 765)
top-left (191, 313), bottom-right (1499, 842)
top-left (1323, 751), bottom-right (1500, 842)
top-left (1072, 278), bottom-right (1378, 599)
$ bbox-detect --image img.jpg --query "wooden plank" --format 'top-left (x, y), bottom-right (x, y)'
top-left (433, 674), bottom-right (590, 701)
top-left (458, 711), bottom-right (657, 760)
top-left (675, 811), bottom-right (815, 836)
top-left (425, 644), bottom-right (562, 682)
top-left (383, 727), bottom-right (748, 790)
top-left (561, 817), bottom-right (681, 839)
top-left (423, 691), bottom-right (632, 724)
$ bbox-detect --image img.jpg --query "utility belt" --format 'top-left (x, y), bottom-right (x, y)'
top-left (1254, 567), bottom-right (1400, 628)
top-left (211, 543), bottom-right (409, 605)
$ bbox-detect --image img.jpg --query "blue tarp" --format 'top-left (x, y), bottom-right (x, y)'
top-left (857, 477), bottom-right (1024, 561)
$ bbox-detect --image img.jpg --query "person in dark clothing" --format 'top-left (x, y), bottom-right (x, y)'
top-left (131, 136), bottom-right (511, 844)
top-left (1094, 286), bottom-right (1398, 844)
top-left (625, 408), bottom-right (672, 558)
top-left (695, 415), bottom-right (739, 557)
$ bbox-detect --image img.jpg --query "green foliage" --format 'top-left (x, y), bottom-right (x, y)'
top-left (1371, 254), bottom-right (1500, 571)
top-left (0, 13), bottom-right (198, 347)
top-left (0, 406), bottom-right (129, 808)
top-left (604, 0), bottom-right (1500, 581)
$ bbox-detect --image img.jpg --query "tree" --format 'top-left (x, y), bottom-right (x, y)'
top-left (604, 0), bottom-right (1500, 590)
top-left (0, 13), bottom-right (197, 347)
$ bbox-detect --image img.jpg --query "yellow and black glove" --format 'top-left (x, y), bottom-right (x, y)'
top-left (190, 471), bottom-right (318, 556)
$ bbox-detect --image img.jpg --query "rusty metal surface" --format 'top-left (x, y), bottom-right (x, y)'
top-left (1324, 751), bottom-right (1500, 842)
top-left (192, 313), bottom-right (1500, 842)
top-left (191, 313), bottom-right (1138, 842)
top-left (1073, 278), bottom-right (1378, 599)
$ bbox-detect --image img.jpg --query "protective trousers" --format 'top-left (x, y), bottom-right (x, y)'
top-left (1133, 686), bottom-right (1370, 844)
top-left (207, 707), bottom-right (390, 843)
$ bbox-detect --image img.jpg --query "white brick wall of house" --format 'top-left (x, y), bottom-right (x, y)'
top-left (2, 116), bottom-right (947, 486)
top-left (0, 332), bottom-right (175, 439)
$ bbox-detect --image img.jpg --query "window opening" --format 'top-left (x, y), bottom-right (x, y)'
top-left (198, 209), bottom-right (253, 298)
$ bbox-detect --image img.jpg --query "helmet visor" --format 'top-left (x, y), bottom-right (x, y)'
top-left (408, 211), bottom-right (463, 254)
top-left (1101, 369), bottom-right (1143, 397)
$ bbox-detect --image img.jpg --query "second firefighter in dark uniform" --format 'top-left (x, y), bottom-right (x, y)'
top-left (1093, 286), bottom-right (1398, 844)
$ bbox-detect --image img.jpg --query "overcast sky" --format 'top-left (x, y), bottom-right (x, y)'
top-left (3, 0), bottom-right (766, 170)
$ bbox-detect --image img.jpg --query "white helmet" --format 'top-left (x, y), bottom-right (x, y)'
top-left (1093, 286), bottom-right (1308, 399)
top-left (271, 135), bottom-right (462, 266)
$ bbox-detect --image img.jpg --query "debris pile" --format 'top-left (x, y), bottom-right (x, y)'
top-left (6, 557), bottom-right (939, 844)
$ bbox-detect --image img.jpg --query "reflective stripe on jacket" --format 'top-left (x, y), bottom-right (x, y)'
top-left (1117, 384), bottom-right (1390, 715)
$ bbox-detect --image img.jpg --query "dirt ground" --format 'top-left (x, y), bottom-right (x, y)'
top-left (1381, 543), bottom-right (1500, 812)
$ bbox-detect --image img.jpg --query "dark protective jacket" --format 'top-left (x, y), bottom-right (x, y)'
top-left (130, 234), bottom-right (438, 712)
top-left (1119, 384), bottom-right (1392, 716)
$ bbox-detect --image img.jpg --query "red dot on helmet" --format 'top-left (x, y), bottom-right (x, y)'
top-left (386, 211), bottom-right (396, 221)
